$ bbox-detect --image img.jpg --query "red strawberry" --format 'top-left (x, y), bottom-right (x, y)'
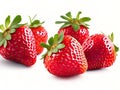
top-left (82, 33), bottom-right (119, 70)
top-left (56, 11), bottom-right (91, 44)
top-left (41, 32), bottom-right (88, 77)
top-left (0, 15), bottom-right (37, 66)
top-left (29, 15), bottom-right (48, 54)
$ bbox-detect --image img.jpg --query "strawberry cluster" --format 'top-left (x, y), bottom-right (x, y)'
top-left (0, 15), bottom-right (48, 66)
top-left (41, 11), bottom-right (119, 77)
top-left (0, 12), bottom-right (119, 77)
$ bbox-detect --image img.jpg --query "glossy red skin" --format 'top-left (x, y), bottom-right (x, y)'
top-left (0, 26), bottom-right (37, 66)
top-left (82, 34), bottom-right (116, 70)
top-left (44, 35), bottom-right (88, 77)
top-left (58, 25), bottom-right (89, 44)
top-left (30, 26), bottom-right (48, 54)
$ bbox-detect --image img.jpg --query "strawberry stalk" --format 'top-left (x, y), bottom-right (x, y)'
top-left (41, 32), bottom-right (65, 58)
top-left (0, 15), bottom-right (23, 47)
top-left (55, 11), bottom-right (91, 31)
top-left (29, 15), bottom-right (44, 28)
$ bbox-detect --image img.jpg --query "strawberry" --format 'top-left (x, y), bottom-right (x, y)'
top-left (82, 33), bottom-right (119, 70)
top-left (56, 11), bottom-right (91, 44)
top-left (41, 32), bottom-right (88, 77)
top-left (29, 15), bottom-right (48, 54)
top-left (0, 15), bottom-right (37, 66)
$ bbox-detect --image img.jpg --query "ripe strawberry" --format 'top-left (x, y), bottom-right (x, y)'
top-left (56, 11), bottom-right (91, 44)
top-left (0, 15), bottom-right (37, 66)
top-left (82, 33), bottom-right (119, 70)
top-left (41, 32), bottom-right (88, 77)
top-left (29, 15), bottom-right (48, 54)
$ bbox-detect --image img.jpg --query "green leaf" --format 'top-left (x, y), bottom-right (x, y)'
top-left (0, 39), bottom-right (5, 46)
top-left (3, 40), bottom-right (7, 48)
top-left (60, 15), bottom-right (70, 21)
top-left (55, 21), bottom-right (68, 24)
top-left (0, 24), bottom-right (5, 31)
top-left (10, 24), bottom-right (23, 29)
top-left (76, 11), bottom-right (82, 20)
top-left (114, 44), bottom-right (119, 52)
top-left (61, 23), bottom-right (70, 28)
top-left (48, 37), bottom-right (54, 45)
top-left (72, 24), bottom-right (80, 31)
top-left (66, 12), bottom-right (72, 18)
top-left (57, 44), bottom-right (65, 49)
top-left (5, 15), bottom-right (10, 28)
top-left (54, 34), bottom-right (59, 42)
top-left (58, 32), bottom-right (64, 43)
top-left (80, 17), bottom-right (91, 22)
top-left (5, 33), bottom-right (11, 40)
top-left (52, 47), bottom-right (58, 53)
top-left (40, 43), bottom-right (50, 50)
top-left (10, 28), bottom-right (16, 33)
top-left (110, 32), bottom-right (114, 42)
top-left (10, 15), bottom-right (21, 27)
top-left (0, 32), bottom-right (3, 39)
top-left (31, 20), bottom-right (41, 27)
top-left (108, 32), bottom-right (114, 42)
top-left (32, 20), bottom-right (40, 25)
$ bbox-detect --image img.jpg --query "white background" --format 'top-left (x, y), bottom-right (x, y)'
top-left (0, 0), bottom-right (120, 90)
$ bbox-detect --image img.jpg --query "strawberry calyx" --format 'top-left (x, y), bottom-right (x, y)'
top-left (40, 32), bottom-right (65, 58)
top-left (0, 15), bottom-right (23, 47)
top-left (29, 15), bottom-right (44, 28)
top-left (108, 32), bottom-right (119, 53)
top-left (55, 11), bottom-right (91, 31)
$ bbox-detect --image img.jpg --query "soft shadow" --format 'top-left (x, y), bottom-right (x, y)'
top-left (0, 58), bottom-right (31, 69)
top-left (51, 74), bottom-right (85, 80)
top-left (87, 68), bottom-right (109, 72)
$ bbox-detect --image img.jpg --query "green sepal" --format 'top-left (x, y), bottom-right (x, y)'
top-left (108, 32), bottom-right (119, 53)
top-left (29, 15), bottom-right (44, 28)
top-left (76, 11), bottom-right (82, 20)
top-left (54, 34), bottom-right (59, 42)
top-left (52, 48), bottom-right (58, 53)
top-left (0, 15), bottom-right (22, 48)
top-left (60, 15), bottom-right (70, 21)
top-left (0, 24), bottom-right (5, 31)
top-left (57, 44), bottom-right (65, 49)
top-left (10, 24), bottom-right (24, 29)
top-left (0, 32), bottom-right (3, 40)
top-left (4, 40), bottom-right (7, 48)
top-left (72, 24), bottom-right (80, 31)
top-left (40, 42), bottom-right (50, 50)
top-left (10, 29), bottom-right (16, 34)
top-left (0, 40), bottom-right (4, 46)
top-left (66, 12), bottom-right (72, 19)
top-left (114, 44), bottom-right (119, 52)
top-left (5, 15), bottom-right (10, 28)
top-left (108, 32), bottom-right (114, 42)
top-left (56, 11), bottom-right (91, 31)
top-left (61, 22), bottom-right (70, 28)
top-left (80, 17), bottom-right (91, 22)
top-left (5, 33), bottom-right (11, 40)
top-left (10, 15), bottom-right (21, 27)
top-left (58, 32), bottom-right (64, 43)
top-left (41, 32), bottom-right (65, 58)
top-left (0, 39), bottom-right (7, 48)
top-left (55, 21), bottom-right (68, 24)
top-left (48, 37), bottom-right (54, 45)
